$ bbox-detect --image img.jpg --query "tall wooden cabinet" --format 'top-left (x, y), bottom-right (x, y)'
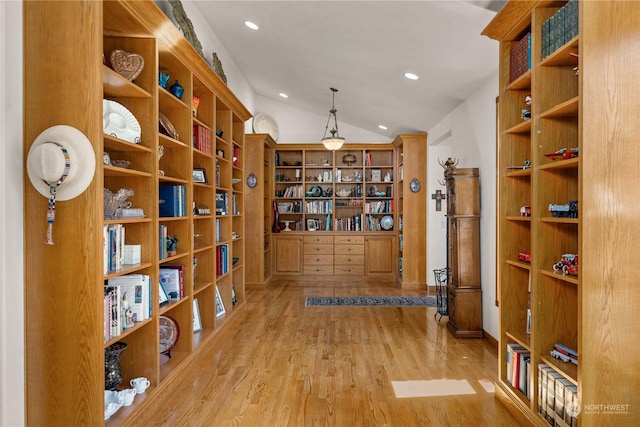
top-left (484, 1), bottom-right (640, 425)
top-left (393, 134), bottom-right (428, 289)
top-left (244, 133), bottom-right (275, 285)
top-left (445, 166), bottom-right (482, 338)
top-left (23, 1), bottom-right (251, 425)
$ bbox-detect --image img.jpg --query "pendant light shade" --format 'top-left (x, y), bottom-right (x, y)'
top-left (321, 87), bottom-right (345, 151)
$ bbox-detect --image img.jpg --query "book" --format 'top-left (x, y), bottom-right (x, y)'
top-left (162, 264), bottom-right (185, 299)
top-left (159, 267), bottom-right (181, 300)
top-left (104, 285), bottom-right (121, 339)
top-left (107, 274), bottom-right (150, 323)
top-left (159, 185), bottom-right (186, 217)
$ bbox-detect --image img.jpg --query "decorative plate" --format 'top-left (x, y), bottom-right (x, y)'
top-left (159, 315), bottom-right (179, 354)
top-left (110, 49), bottom-right (145, 81)
top-left (380, 215), bottom-right (394, 231)
top-left (103, 100), bottom-right (141, 143)
top-left (252, 112), bottom-right (279, 141)
top-left (247, 173), bottom-right (258, 188)
top-left (159, 112), bottom-right (178, 140)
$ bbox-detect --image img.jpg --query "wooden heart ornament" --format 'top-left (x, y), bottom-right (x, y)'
top-left (110, 49), bottom-right (145, 81)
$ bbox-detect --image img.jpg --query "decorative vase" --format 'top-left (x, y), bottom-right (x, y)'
top-left (105, 341), bottom-right (127, 390)
top-left (169, 80), bottom-right (184, 99)
top-left (158, 72), bottom-right (170, 89)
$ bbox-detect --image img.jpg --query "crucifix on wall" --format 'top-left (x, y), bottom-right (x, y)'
top-left (431, 189), bottom-right (446, 211)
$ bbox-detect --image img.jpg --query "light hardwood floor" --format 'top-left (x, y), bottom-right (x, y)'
top-left (128, 277), bottom-right (521, 426)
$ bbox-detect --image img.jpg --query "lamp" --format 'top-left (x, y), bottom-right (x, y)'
top-left (321, 87), bottom-right (345, 151)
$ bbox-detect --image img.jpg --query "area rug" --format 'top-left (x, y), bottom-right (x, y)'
top-left (305, 296), bottom-right (438, 307)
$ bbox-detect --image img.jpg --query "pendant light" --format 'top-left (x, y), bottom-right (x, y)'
top-left (321, 87), bottom-right (345, 150)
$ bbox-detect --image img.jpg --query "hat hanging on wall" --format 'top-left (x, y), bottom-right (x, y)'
top-left (27, 125), bottom-right (96, 244)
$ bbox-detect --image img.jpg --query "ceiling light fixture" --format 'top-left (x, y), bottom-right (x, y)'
top-left (404, 72), bottom-right (419, 80)
top-left (244, 21), bottom-right (259, 30)
top-left (279, 92), bottom-right (289, 99)
top-left (321, 87), bottom-right (345, 151)
top-left (378, 125), bottom-right (388, 130)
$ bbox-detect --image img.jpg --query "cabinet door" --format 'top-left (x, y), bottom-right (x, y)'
top-left (274, 235), bottom-right (303, 274)
top-left (365, 236), bottom-right (395, 275)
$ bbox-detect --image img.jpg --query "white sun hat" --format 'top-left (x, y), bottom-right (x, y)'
top-left (27, 124), bottom-right (96, 244)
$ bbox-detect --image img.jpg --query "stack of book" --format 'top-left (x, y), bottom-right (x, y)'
top-left (216, 244), bottom-right (229, 276)
top-left (104, 274), bottom-right (152, 341)
top-left (506, 343), bottom-right (532, 398)
top-left (159, 185), bottom-right (186, 217)
top-left (103, 223), bottom-right (125, 274)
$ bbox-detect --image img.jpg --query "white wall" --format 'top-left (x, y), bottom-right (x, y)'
top-left (427, 73), bottom-right (499, 338)
top-left (0, 1), bottom-right (24, 426)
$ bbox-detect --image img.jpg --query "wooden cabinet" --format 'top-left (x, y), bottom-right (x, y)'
top-left (274, 234), bottom-right (304, 274)
top-left (365, 235), bottom-right (395, 275)
top-left (23, 1), bottom-right (251, 425)
top-left (445, 166), bottom-right (482, 338)
top-left (484, 1), bottom-right (640, 425)
top-left (244, 133), bottom-right (275, 285)
top-left (393, 134), bottom-right (428, 289)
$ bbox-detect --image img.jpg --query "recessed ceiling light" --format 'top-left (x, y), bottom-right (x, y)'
top-left (404, 72), bottom-right (419, 80)
top-left (245, 21), bottom-right (259, 30)
top-left (279, 93), bottom-right (289, 99)
top-left (378, 125), bottom-right (388, 130)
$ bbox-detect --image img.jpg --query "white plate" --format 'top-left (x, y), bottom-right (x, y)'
top-left (103, 99), bottom-right (141, 143)
top-left (252, 112), bottom-right (279, 141)
top-left (380, 215), bottom-right (394, 230)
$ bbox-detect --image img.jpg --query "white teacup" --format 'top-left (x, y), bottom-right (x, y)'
top-left (130, 377), bottom-right (150, 394)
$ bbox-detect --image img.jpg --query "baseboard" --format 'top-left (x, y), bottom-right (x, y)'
top-left (483, 330), bottom-right (498, 356)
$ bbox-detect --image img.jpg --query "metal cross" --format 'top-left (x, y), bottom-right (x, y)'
top-left (431, 189), bottom-right (446, 211)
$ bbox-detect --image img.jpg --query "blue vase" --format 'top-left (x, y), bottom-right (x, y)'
top-left (170, 80), bottom-right (184, 99)
top-left (159, 72), bottom-right (170, 88)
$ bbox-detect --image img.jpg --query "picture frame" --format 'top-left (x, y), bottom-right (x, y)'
top-left (192, 298), bottom-right (202, 332)
top-left (193, 168), bottom-right (207, 183)
top-left (215, 286), bottom-right (226, 318)
top-left (159, 283), bottom-right (169, 305)
top-left (306, 219), bottom-right (317, 231)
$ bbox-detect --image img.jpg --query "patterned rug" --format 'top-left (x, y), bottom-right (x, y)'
top-left (305, 296), bottom-right (438, 307)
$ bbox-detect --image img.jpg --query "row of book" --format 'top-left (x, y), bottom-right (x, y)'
top-left (365, 214), bottom-right (391, 231)
top-left (334, 215), bottom-right (363, 232)
top-left (104, 274), bottom-right (152, 341)
top-left (542, 0), bottom-right (578, 60)
top-left (510, 32), bottom-right (531, 82)
top-left (104, 223), bottom-right (125, 274)
top-left (159, 185), bottom-right (187, 217)
top-left (506, 343), bottom-right (532, 398)
top-left (216, 192), bottom-right (229, 215)
top-left (305, 200), bottom-right (332, 214)
top-left (158, 224), bottom-right (174, 260)
top-left (193, 125), bottom-right (212, 155)
top-left (364, 200), bottom-right (393, 213)
top-left (216, 244), bottom-right (229, 276)
top-left (538, 364), bottom-right (578, 427)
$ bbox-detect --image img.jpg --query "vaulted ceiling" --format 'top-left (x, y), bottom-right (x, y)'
top-left (193, 1), bottom-right (504, 141)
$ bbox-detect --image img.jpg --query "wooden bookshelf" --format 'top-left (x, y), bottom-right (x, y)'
top-left (483, 1), bottom-right (640, 425)
top-left (23, 1), bottom-right (251, 425)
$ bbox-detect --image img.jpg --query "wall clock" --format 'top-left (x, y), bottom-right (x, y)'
top-left (247, 173), bottom-right (257, 188)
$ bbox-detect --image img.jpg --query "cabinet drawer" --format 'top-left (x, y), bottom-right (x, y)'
top-left (304, 235), bottom-right (333, 244)
top-left (304, 244), bottom-right (333, 255)
top-left (334, 244), bottom-right (364, 255)
top-left (334, 235), bottom-right (364, 245)
top-left (304, 265), bottom-right (334, 275)
top-left (304, 254), bottom-right (333, 265)
top-left (334, 265), bottom-right (365, 276)
top-left (334, 254), bottom-right (364, 265)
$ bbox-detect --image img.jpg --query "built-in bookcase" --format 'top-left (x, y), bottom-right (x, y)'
top-left (23, 1), bottom-right (251, 425)
top-left (484, 1), bottom-right (640, 425)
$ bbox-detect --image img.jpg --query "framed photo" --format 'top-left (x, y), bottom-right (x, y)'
top-left (306, 219), bottom-right (317, 231)
top-left (193, 168), bottom-right (207, 183)
top-left (215, 286), bottom-right (226, 318)
top-left (159, 283), bottom-right (169, 305)
top-left (371, 169), bottom-right (382, 182)
top-left (193, 298), bottom-right (202, 332)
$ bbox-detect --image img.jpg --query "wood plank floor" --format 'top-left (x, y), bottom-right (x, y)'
top-left (128, 277), bottom-right (521, 426)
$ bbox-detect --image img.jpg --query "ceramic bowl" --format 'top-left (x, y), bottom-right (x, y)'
top-left (336, 189), bottom-right (351, 197)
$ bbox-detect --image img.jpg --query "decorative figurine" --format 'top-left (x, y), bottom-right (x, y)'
top-left (167, 235), bottom-right (179, 256)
